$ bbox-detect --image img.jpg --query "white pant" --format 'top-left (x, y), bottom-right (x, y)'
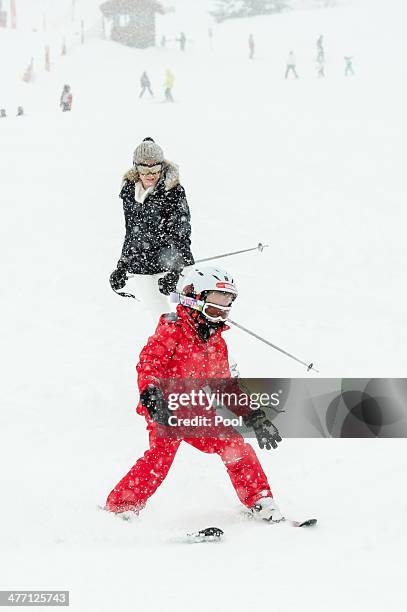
top-left (126, 266), bottom-right (194, 323)
top-left (125, 273), bottom-right (171, 323)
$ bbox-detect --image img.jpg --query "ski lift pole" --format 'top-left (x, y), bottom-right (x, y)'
top-left (194, 243), bottom-right (269, 265)
top-left (228, 319), bottom-right (319, 373)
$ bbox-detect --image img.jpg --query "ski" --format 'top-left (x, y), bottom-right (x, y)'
top-left (242, 509), bottom-right (317, 528)
top-left (183, 519), bottom-right (317, 543)
top-left (181, 519), bottom-right (317, 543)
top-left (288, 518), bottom-right (317, 528)
top-left (256, 517), bottom-right (317, 528)
top-left (185, 527), bottom-right (224, 543)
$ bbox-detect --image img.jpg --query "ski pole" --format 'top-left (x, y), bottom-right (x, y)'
top-left (112, 243), bottom-right (269, 299)
top-left (228, 319), bottom-right (319, 373)
top-left (170, 292), bottom-right (318, 372)
top-left (112, 287), bottom-right (139, 301)
top-left (194, 242), bottom-right (269, 264)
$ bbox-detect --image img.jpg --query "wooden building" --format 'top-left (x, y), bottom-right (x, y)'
top-left (100, 0), bottom-right (164, 48)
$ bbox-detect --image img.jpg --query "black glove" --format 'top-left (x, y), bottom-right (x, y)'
top-left (243, 409), bottom-right (282, 450)
top-left (158, 271), bottom-right (180, 296)
top-left (109, 263), bottom-right (127, 291)
top-left (140, 386), bottom-right (172, 426)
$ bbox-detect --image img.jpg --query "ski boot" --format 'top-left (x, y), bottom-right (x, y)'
top-left (250, 497), bottom-right (284, 523)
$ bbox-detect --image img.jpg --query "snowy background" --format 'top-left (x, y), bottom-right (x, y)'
top-left (1, 0), bottom-right (407, 610)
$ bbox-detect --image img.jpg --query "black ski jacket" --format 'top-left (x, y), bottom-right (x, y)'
top-left (116, 161), bottom-right (194, 275)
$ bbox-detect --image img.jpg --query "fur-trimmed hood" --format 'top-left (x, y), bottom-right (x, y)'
top-left (122, 160), bottom-right (180, 192)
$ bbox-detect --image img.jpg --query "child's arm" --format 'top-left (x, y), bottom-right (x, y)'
top-left (137, 314), bottom-right (181, 393)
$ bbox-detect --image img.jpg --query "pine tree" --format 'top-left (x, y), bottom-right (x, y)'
top-left (211, 0), bottom-right (248, 22)
top-left (246, 0), bottom-right (290, 15)
top-left (211, 0), bottom-right (289, 22)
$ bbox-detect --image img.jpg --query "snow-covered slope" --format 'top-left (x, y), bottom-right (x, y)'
top-left (1, 1), bottom-right (406, 611)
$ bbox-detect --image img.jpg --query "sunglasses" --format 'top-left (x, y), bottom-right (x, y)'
top-left (137, 163), bottom-right (162, 176)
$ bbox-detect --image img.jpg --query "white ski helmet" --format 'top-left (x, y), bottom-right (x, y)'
top-left (181, 266), bottom-right (237, 299)
top-left (180, 266), bottom-right (237, 323)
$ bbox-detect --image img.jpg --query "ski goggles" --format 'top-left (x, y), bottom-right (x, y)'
top-left (202, 301), bottom-right (232, 323)
top-left (170, 292), bottom-right (233, 323)
top-left (136, 163), bottom-right (162, 175)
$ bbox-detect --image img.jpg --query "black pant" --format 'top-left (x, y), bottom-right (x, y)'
top-left (140, 85), bottom-right (153, 98)
top-left (165, 88), bottom-right (174, 102)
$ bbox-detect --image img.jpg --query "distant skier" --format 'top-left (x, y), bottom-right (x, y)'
top-left (22, 58), bottom-right (34, 83)
top-left (60, 84), bottom-right (72, 111)
top-left (316, 35), bottom-right (325, 64)
top-left (164, 69), bottom-right (175, 102)
top-left (139, 71), bottom-right (153, 98)
top-left (285, 51), bottom-right (299, 79)
top-left (177, 31), bottom-right (186, 52)
top-left (344, 56), bottom-right (355, 76)
top-left (248, 33), bottom-right (255, 60)
top-left (16, 106), bottom-right (24, 116)
top-left (109, 137), bottom-right (194, 319)
top-left (0, 108), bottom-right (6, 118)
top-left (105, 266), bottom-right (284, 523)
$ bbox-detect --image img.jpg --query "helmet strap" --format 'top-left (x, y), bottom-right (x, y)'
top-left (170, 292), bottom-right (205, 314)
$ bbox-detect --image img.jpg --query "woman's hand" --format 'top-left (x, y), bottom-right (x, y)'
top-left (110, 264), bottom-right (128, 290)
top-left (158, 271), bottom-right (180, 295)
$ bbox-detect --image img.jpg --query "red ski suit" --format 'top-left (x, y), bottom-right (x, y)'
top-left (106, 306), bottom-right (273, 512)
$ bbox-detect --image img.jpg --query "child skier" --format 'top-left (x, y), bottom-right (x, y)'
top-left (109, 137), bottom-right (194, 319)
top-left (60, 84), bottom-right (72, 111)
top-left (105, 266), bottom-right (283, 522)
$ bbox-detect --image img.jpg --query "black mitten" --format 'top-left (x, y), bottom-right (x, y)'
top-left (109, 263), bottom-right (127, 290)
top-left (243, 409), bottom-right (282, 450)
top-left (140, 386), bottom-right (172, 426)
top-left (158, 271), bottom-right (180, 296)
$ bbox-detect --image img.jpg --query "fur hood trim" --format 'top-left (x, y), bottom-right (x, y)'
top-left (123, 160), bottom-right (180, 191)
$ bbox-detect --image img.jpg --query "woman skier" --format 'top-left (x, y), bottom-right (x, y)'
top-left (109, 137), bottom-right (194, 319)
